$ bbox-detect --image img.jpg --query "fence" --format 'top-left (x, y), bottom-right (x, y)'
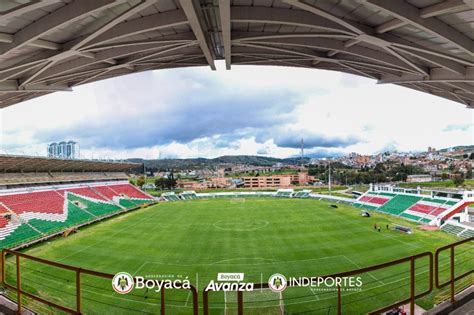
top-left (1, 249), bottom-right (198, 315)
top-left (0, 237), bottom-right (472, 314)
top-left (435, 237), bottom-right (473, 304)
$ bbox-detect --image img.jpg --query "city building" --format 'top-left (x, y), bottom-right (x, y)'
top-left (47, 141), bottom-right (78, 159)
top-left (241, 176), bottom-right (291, 188)
top-left (406, 174), bottom-right (433, 183)
top-left (289, 172), bottom-right (316, 185)
top-left (176, 180), bottom-right (207, 190)
top-left (208, 177), bottom-right (233, 188)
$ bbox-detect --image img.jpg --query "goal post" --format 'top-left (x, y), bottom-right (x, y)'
top-left (230, 198), bottom-right (246, 204)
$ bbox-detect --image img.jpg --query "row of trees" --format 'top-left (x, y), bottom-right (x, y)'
top-left (309, 162), bottom-right (426, 185)
top-left (154, 177), bottom-right (177, 190)
top-left (134, 173), bottom-right (177, 190)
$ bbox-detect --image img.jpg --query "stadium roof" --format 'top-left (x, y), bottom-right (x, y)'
top-left (0, 0), bottom-right (472, 108)
top-left (0, 154), bottom-right (141, 172)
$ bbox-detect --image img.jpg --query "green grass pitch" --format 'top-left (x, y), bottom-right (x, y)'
top-left (4, 198), bottom-right (472, 314)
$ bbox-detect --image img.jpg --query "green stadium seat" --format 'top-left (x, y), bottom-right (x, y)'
top-left (378, 195), bottom-right (422, 215)
top-left (458, 229), bottom-right (474, 239)
top-left (441, 224), bottom-right (465, 236)
top-left (0, 224), bottom-right (41, 248)
top-left (399, 213), bottom-right (422, 222)
top-left (68, 194), bottom-right (122, 217)
top-left (0, 184), bottom-right (154, 249)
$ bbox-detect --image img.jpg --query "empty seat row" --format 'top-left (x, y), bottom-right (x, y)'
top-left (0, 184), bottom-right (154, 248)
top-left (441, 224), bottom-right (466, 236)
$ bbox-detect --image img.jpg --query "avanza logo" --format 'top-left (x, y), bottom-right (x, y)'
top-left (205, 273), bottom-right (254, 292)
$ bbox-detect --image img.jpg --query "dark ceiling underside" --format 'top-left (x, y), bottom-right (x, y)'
top-left (0, 0), bottom-right (472, 108)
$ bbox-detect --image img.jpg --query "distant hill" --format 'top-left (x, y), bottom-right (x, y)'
top-left (437, 145), bottom-right (474, 153)
top-left (127, 144), bottom-right (473, 170)
top-left (127, 155), bottom-right (311, 170)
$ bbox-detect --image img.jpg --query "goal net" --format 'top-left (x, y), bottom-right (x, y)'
top-left (224, 288), bottom-right (284, 315)
top-left (230, 198), bottom-right (246, 204)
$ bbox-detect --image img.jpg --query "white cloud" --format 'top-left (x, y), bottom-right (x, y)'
top-left (1, 60), bottom-right (472, 159)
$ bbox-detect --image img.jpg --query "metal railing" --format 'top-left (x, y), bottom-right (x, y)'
top-left (1, 249), bottom-right (198, 315)
top-left (202, 251), bottom-right (433, 315)
top-left (435, 237), bottom-right (474, 304)
top-left (1, 237), bottom-right (472, 314)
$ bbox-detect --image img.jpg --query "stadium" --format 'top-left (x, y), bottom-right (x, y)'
top-left (0, 0), bottom-right (473, 315)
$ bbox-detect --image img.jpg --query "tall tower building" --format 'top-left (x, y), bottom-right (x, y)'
top-left (47, 141), bottom-right (78, 159)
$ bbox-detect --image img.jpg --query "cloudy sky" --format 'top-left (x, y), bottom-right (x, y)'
top-left (1, 61), bottom-right (473, 160)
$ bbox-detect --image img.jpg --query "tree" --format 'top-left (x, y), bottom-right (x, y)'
top-left (441, 173), bottom-right (449, 180)
top-left (136, 176), bottom-right (145, 187)
top-left (453, 173), bottom-right (464, 186)
top-left (165, 178), bottom-right (177, 189)
top-left (166, 171), bottom-right (177, 189)
top-left (155, 178), bottom-right (166, 190)
top-left (374, 163), bottom-right (385, 173)
top-left (466, 167), bottom-right (472, 180)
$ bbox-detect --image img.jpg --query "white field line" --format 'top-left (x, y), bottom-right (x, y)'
top-left (224, 290), bottom-right (227, 315)
top-left (212, 219), bottom-right (269, 231)
top-left (132, 261), bottom-right (148, 276)
top-left (279, 259), bottom-right (452, 309)
top-left (342, 255), bottom-right (385, 285)
top-left (134, 254), bottom-right (348, 267)
top-left (184, 291), bottom-right (191, 307)
top-left (309, 287), bottom-right (320, 301)
top-left (15, 208), bottom-right (164, 278)
top-left (329, 209), bottom-right (423, 250)
top-left (211, 257), bottom-right (276, 265)
top-left (19, 260), bottom-right (452, 310)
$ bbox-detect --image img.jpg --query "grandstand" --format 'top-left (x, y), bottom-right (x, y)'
top-left (0, 154), bottom-right (141, 189)
top-left (180, 191), bottom-right (198, 200)
top-left (354, 184), bottom-right (474, 229)
top-left (275, 189), bottom-right (294, 198)
top-left (0, 166), bottom-right (472, 314)
top-left (161, 192), bottom-right (181, 201)
top-left (0, 155), bottom-right (155, 249)
top-left (293, 190), bottom-right (312, 198)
